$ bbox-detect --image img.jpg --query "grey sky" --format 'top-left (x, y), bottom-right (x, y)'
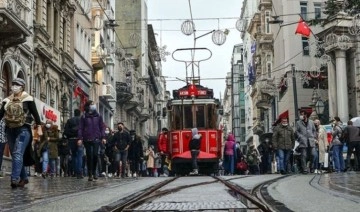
top-left (148, 0), bottom-right (243, 99)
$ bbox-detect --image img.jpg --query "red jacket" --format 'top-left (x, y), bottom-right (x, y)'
top-left (158, 133), bottom-right (168, 153)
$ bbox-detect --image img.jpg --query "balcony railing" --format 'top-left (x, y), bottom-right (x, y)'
top-left (102, 84), bottom-right (116, 101)
top-left (0, 0), bottom-right (31, 46)
top-left (116, 82), bottom-right (133, 103)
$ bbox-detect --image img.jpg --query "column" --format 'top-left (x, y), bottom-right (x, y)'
top-left (335, 50), bottom-right (349, 122)
top-left (327, 53), bottom-right (337, 118)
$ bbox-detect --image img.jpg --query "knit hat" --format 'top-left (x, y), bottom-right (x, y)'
top-left (12, 78), bottom-right (26, 86)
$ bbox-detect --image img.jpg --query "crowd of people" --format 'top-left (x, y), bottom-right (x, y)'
top-left (222, 109), bottom-right (360, 176)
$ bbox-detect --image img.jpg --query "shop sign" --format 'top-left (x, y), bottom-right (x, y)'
top-left (34, 98), bottom-right (61, 128)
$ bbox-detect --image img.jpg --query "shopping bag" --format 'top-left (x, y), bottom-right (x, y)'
top-left (324, 152), bottom-right (329, 168)
top-left (271, 155), bottom-right (277, 174)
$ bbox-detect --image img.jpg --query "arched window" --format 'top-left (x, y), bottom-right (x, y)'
top-left (17, 70), bottom-right (26, 90)
top-left (55, 89), bottom-right (59, 110)
top-left (1, 62), bottom-right (11, 98)
top-left (46, 82), bottom-right (51, 105)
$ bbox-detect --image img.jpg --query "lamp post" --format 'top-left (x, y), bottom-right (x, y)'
top-left (61, 93), bottom-right (68, 130)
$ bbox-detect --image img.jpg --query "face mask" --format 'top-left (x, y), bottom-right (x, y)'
top-left (89, 104), bottom-right (96, 112)
top-left (299, 115), bottom-right (304, 120)
top-left (282, 123), bottom-right (288, 126)
top-left (11, 85), bottom-right (22, 94)
top-left (265, 139), bottom-right (269, 143)
top-left (45, 124), bottom-right (51, 128)
top-left (105, 130), bottom-right (109, 134)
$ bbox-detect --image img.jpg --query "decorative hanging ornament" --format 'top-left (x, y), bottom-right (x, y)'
top-left (236, 18), bottom-right (245, 32)
top-left (320, 54), bottom-right (331, 66)
top-left (181, 20), bottom-right (195, 36)
top-left (309, 66), bottom-right (321, 78)
top-left (115, 47), bottom-right (125, 61)
top-left (129, 33), bottom-right (141, 47)
top-left (96, 43), bottom-right (108, 58)
top-left (151, 45), bottom-right (171, 62)
top-left (212, 30), bottom-right (227, 46)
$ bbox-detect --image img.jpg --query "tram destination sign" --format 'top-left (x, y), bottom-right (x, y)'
top-left (179, 89), bottom-right (207, 96)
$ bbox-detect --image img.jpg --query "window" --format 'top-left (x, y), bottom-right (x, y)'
top-left (35, 76), bottom-right (40, 99)
top-left (265, 11), bottom-right (271, 34)
top-left (302, 37), bottom-right (309, 56)
top-left (46, 82), bottom-right (51, 105)
top-left (195, 105), bottom-right (205, 128)
top-left (300, 2), bottom-right (307, 20)
top-left (54, 8), bottom-right (59, 47)
top-left (314, 3), bottom-right (321, 19)
top-left (46, 1), bottom-right (52, 35)
top-left (63, 18), bottom-right (67, 51)
top-left (266, 55), bottom-right (272, 78)
top-left (184, 105), bottom-right (193, 128)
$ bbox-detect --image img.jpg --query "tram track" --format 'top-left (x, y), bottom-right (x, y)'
top-left (98, 175), bottom-right (289, 212)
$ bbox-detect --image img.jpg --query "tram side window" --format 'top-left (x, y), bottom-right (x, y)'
top-left (173, 106), bottom-right (182, 130)
top-left (184, 105), bottom-right (193, 128)
top-left (196, 105), bottom-right (205, 128)
top-left (208, 105), bottom-right (216, 128)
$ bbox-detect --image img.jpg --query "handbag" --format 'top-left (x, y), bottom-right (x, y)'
top-left (236, 161), bottom-right (248, 171)
top-left (271, 155), bottom-right (277, 174)
top-left (324, 152), bottom-right (329, 168)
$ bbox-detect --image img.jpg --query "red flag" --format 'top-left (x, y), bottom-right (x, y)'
top-left (295, 18), bottom-right (311, 37)
top-left (73, 86), bottom-right (82, 98)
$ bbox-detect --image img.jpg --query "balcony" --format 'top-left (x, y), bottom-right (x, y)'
top-left (139, 108), bottom-right (150, 123)
top-left (252, 122), bottom-right (264, 136)
top-left (102, 84), bottom-right (116, 101)
top-left (0, 0), bottom-right (31, 47)
top-left (116, 82), bottom-right (133, 103)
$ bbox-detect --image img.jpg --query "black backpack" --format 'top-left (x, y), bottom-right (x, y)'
top-left (64, 116), bottom-right (80, 138)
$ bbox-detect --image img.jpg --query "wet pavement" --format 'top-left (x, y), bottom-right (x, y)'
top-left (0, 172), bottom-right (359, 211)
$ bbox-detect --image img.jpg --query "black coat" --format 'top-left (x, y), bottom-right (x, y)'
top-left (128, 139), bottom-right (144, 160)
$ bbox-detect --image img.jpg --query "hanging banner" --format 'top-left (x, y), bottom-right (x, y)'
top-left (34, 98), bottom-right (61, 129)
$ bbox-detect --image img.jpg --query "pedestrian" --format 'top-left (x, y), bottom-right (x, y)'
top-left (32, 124), bottom-right (42, 177)
top-left (344, 120), bottom-right (360, 171)
top-left (157, 127), bottom-right (168, 176)
top-left (111, 122), bottom-right (130, 178)
top-left (314, 119), bottom-right (328, 173)
top-left (41, 120), bottom-right (60, 178)
top-left (104, 127), bottom-right (113, 177)
top-left (246, 143), bottom-right (260, 175)
top-left (64, 109), bottom-right (83, 179)
top-left (145, 145), bottom-right (156, 176)
top-left (58, 136), bottom-right (70, 177)
top-left (0, 119), bottom-right (6, 177)
top-left (295, 110), bottom-right (317, 174)
top-left (223, 133), bottom-right (236, 175)
top-left (0, 78), bottom-right (42, 188)
top-left (78, 100), bottom-right (106, 181)
top-left (189, 128), bottom-right (201, 175)
top-left (128, 132), bottom-right (143, 178)
top-left (330, 117), bottom-right (345, 173)
top-left (272, 117), bottom-right (295, 175)
top-left (257, 137), bottom-right (272, 174)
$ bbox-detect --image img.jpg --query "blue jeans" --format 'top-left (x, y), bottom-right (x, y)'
top-left (69, 139), bottom-right (83, 175)
top-left (191, 150), bottom-right (199, 170)
top-left (332, 145), bottom-right (345, 172)
top-left (42, 150), bottom-right (49, 172)
top-left (277, 149), bottom-right (291, 172)
top-left (0, 142), bottom-right (6, 170)
top-left (114, 150), bottom-right (128, 176)
top-left (224, 155), bottom-right (234, 174)
top-left (49, 158), bottom-right (56, 175)
top-left (6, 126), bottom-right (31, 183)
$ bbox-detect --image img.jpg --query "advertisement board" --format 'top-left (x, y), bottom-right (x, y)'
top-left (34, 98), bottom-right (61, 129)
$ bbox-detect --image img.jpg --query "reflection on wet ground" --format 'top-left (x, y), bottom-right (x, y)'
top-left (0, 176), bottom-right (127, 211)
top-left (318, 172), bottom-right (360, 196)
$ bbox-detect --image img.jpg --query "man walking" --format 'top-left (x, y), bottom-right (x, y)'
top-left (296, 110), bottom-right (317, 174)
top-left (64, 109), bottom-right (83, 179)
top-left (272, 117), bottom-right (295, 175)
top-left (344, 120), bottom-right (360, 171)
top-left (111, 122), bottom-right (130, 178)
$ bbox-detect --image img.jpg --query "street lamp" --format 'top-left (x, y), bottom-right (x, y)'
top-left (315, 98), bottom-right (325, 115)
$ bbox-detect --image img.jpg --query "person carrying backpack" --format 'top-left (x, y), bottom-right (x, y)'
top-left (64, 109), bottom-right (83, 179)
top-left (0, 78), bottom-right (42, 188)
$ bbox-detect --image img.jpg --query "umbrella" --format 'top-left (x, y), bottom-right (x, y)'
top-left (350, 117), bottom-right (360, 127)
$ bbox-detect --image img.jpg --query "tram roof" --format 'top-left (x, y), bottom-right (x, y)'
top-left (170, 99), bottom-right (219, 105)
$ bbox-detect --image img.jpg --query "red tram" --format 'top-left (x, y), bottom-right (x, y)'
top-left (166, 83), bottom-right (222, 175)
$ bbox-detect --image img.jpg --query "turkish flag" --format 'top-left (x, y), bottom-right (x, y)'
top-left (73, 86), bottom-right (82, 98)
top-left (295, 18), bottom-right (311, 37)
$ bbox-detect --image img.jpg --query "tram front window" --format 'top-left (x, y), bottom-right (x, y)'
top-left (196, 105), bottom-right (205, 128)
top-left (184, 105), bottom-right (193, 128)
